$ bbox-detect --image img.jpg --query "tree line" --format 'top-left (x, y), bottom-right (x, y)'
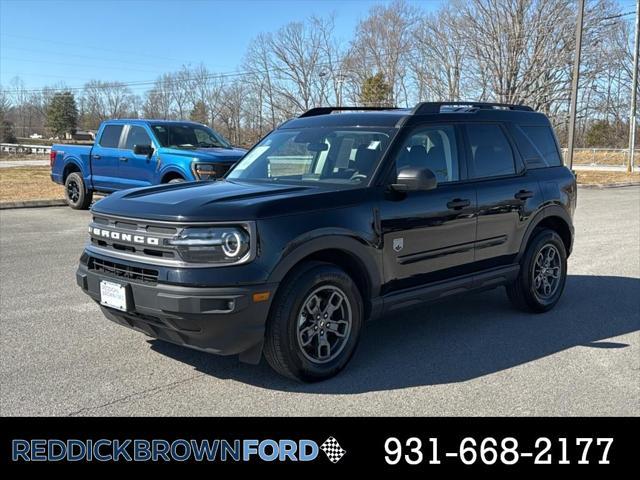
top-left (0, 0), bottom-right (636, 149)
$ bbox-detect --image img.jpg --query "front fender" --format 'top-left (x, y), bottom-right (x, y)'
top-left (156, 161), bottom-right (194, 183)
top-left (267, 230), bottom-right (383, 297)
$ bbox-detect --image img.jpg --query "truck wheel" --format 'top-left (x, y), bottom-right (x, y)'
top-left (64, 172), bottom-right (93, 210)
top-left (168, 177), bottom-right (184, 184)
top-left (264, 262), bottom-right (364, 382)
top-left (506, 228), bottom-right (567, 313)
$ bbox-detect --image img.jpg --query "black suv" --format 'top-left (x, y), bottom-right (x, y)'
top-left (77, 102), bottom-right (576, 381)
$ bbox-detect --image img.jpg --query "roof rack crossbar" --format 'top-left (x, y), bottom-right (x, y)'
top-left (412, 102), bottom-right (533, 115)
top-left (299, 106), bottom-right (402, 118)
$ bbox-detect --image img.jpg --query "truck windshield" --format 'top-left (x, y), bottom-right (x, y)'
top-left (150, 123), bottom-right (231, 149)
top-left (226, 127), bottom-right (395, 186)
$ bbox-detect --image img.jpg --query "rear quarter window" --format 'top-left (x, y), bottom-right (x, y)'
top-left (98, 125), bottom-right (124, 148)
top-left (518, 125), bottom-right (563, 168)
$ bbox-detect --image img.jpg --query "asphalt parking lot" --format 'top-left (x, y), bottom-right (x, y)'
top-left (1, 186), bottom-right (638, 416)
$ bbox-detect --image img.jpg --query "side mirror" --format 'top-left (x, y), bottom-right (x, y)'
top-left (133, 144), bottom-right (153, 156)
top-left (391, 167), bottom-right (437, 192)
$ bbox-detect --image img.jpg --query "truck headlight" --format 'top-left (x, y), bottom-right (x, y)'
top-left (168, 226), bottom-right (251, 264)
top-left (191, 162), bottom-right (230, 181)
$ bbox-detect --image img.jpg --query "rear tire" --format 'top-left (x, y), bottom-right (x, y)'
top-left (506, 228), bottom-right (567, 313)
top-left (64, 172), bottom-right (93, 210)
top-left (264, 262), bottom-right (363, 382)
top-left (168, 177), bottom-right (184, 184)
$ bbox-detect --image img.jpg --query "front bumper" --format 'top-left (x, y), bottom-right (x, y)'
top-left (76, 261), bottom-right (277, 361)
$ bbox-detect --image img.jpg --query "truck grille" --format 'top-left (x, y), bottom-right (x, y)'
top-left (89, 257), bottom-right (158, 284)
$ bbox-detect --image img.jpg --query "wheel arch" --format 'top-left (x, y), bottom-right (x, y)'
top-left (160, 169), bottom-right (187, 183)
top-left (267, 235), bottom-right (382, 320)
top-left (62, 159), bottom-right (84, 183)
top-left (517, 205), bottom-right (574, 261)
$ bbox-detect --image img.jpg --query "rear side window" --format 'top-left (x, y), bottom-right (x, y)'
top-left (124, 126), bottom-right (152, 150)
top-left (99, 125), bottom-right (124, 148)
top-left (519, 125), bottom-right (563, 167)
top-left (466, 124), bottom-right (515, 178)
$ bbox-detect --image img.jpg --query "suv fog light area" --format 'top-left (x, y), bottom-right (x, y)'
top-left (168, 227), bottom-right (250, 264)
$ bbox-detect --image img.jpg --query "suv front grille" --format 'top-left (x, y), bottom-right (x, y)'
top-left (89, 214), bottom-right (179, 262)
top-left (89, 257), bottom-right (158, 284)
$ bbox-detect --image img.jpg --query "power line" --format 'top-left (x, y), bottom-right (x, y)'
top-left (0, 8), bottom-right (632, 96)
top-left (0, 33), bottom-right (193, 64)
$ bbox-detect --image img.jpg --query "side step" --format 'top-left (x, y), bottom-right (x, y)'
top-left (382, 265), bottom-right (519, 314)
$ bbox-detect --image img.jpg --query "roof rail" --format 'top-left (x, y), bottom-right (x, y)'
top-left (299, 106), bottom-right (401, 118)
top-left (412, 102), bottom-right (534, 115)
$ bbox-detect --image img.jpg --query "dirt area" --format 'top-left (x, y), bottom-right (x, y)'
top-left (0, 167), bottom-right (64, 202)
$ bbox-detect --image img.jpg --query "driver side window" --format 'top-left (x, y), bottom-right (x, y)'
top-left (395, 125), bottom-right (459, 183)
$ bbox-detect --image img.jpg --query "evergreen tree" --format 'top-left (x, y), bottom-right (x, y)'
top-left (47, 91), bottom-right (78, 137)
top-left (360, 73), bottom-right (392, 107)
top-left (0, 120), bottom-right (17, 143)
top-left (190, 101), bottom-right (209, 124)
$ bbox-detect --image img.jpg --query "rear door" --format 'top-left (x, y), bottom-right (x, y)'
top-left (379, 123), bottom-right (477, 293)
top-left (464, 123), bottom-right (542, 268)
top-left (118, 124), bottom-right (156, 188)
top-left (90, 124), bottom-right (126, 191)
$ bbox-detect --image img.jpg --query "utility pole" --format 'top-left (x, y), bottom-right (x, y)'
top-left (628, 0), bottom-right (640, 173)
top-left (567, 0), bottom-right (585, 170)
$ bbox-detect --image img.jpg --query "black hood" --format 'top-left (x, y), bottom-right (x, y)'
top-left (91, 180), bottom-right (371, 222)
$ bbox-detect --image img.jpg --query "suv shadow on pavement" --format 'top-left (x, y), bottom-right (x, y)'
top-left (149, 274), bottom-right (639, 393)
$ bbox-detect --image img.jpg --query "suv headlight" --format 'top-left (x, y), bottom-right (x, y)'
top-left (168, 226), bottom-right (251, 264)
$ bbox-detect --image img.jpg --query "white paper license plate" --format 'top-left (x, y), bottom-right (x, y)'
top-left (100, 280), bottom-right (128, 311)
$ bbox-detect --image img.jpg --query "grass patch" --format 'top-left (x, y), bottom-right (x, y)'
top-left (575, 170), bottom-right (640, 186)
top-left (0, 166), bottom-right (64, 202)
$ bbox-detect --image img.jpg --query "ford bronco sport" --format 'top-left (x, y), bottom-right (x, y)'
top-left (76, 102), bottom-right (576, 382)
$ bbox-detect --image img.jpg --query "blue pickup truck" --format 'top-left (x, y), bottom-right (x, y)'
top-left (51, 119), bottom-right (246, 209)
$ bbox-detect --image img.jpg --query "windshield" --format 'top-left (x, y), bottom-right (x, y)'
top-left (151, 123), bottom-right (231, 149)
top-left (227, 127), bottom-right (395, 186)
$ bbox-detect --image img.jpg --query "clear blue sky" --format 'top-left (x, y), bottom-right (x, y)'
top-left (0, 0), bottom-right (444, 91)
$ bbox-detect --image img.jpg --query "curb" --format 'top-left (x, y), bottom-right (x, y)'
top-left (0, 199), bottom-right (67, 210)
top-left (577, 182), bottom-right (640, 189)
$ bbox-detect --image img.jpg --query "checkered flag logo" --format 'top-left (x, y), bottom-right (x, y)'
top-left (320, 436), bottom-right (346, 463)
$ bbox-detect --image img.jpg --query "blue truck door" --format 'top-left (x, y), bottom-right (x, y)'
top-left (91, 124), bottom-right (126, 191)
top-left (118, 125), bottom-right (156, 188)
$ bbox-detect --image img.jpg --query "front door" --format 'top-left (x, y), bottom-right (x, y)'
top-left (379, 123), bottom-right (477, 294)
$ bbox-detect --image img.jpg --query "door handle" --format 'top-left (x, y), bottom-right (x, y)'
top-left (515, 189), bottom-right (534, 200)
top-left (92, 155), bottom-right (101, 160)
top-left (446, 198), bottom-right (471, 210)
top-left (119, 157), bottom-right (128, 162)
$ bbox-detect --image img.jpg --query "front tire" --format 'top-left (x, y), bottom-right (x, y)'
top-left (506, 229), bottom-right (567, 312)
top-left (64, 172), bottom-right (93, 210)
top-left (264, 262), bottom-right (363, 382)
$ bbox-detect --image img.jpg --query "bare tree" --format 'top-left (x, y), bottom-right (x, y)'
top-left (411, 5), bottom-right (469, 101)
top-left (345, 0), bottom-right (420, 106)
top-left (143, 74), bottom-right (175, 120)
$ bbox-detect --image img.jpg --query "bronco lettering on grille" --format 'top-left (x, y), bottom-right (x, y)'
top-left (91, 227), bottom-right (160, 246)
